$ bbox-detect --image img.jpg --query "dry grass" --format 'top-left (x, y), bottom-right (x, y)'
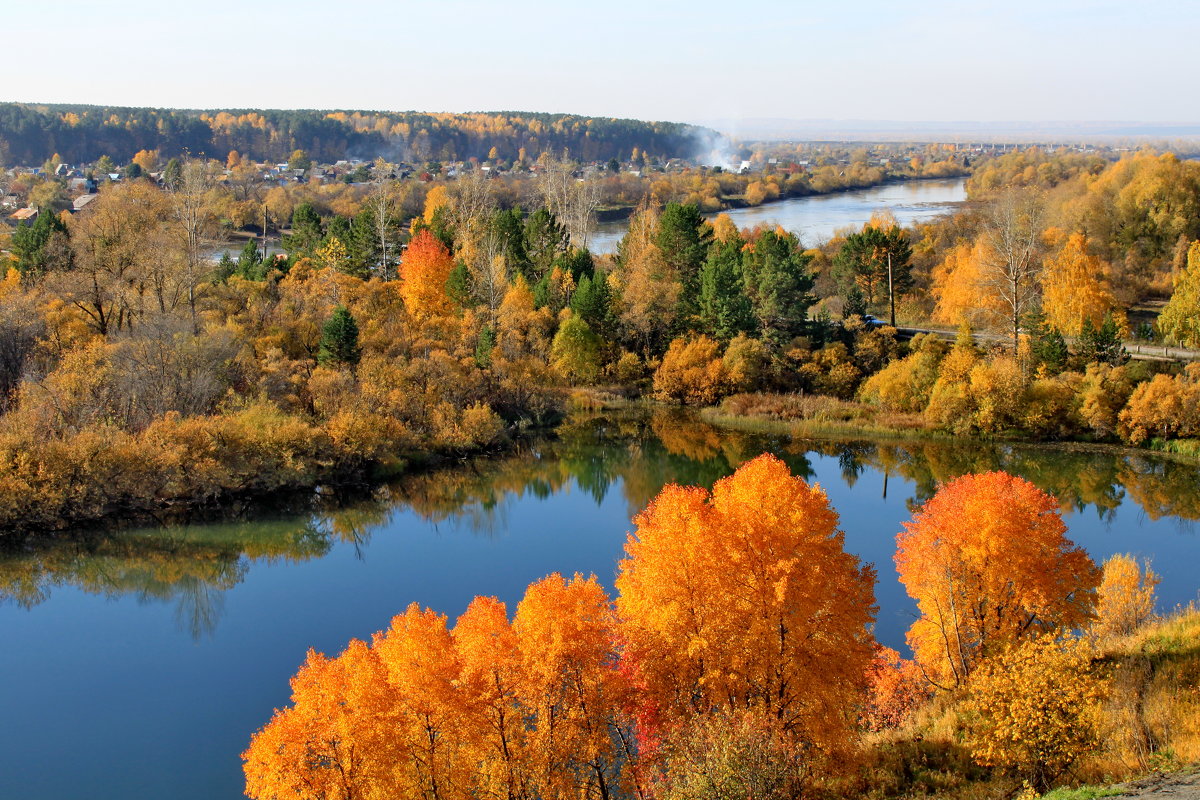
top-left (703, 392), bottom-right (936, 440)
top-left (1089, 605), bottom-right (1200, 777)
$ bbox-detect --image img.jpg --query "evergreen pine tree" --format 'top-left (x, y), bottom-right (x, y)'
top-left (698, 241), bottom-right (756, 341)
top-left (317, 306), bottom-right (361, 367)
top-left (570, 273), bottom-right (617, 339)
top-left (446, 262), bottom-right (474, 308)
top-left (1028, 313), bottom-right (1069, 374)
top-left (741, 229), bottom-right (815, 346)
top-left (843, 286), bottom-right (868, 319)
top-left (656, 202), bottom-right (713, 324)
top-left (1077, 313), bottom-right (1128, 366)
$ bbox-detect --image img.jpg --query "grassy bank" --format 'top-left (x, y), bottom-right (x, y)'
top-left (855, 606), bottom-right (1200, 800)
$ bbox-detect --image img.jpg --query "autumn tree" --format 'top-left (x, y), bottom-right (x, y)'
top-left (513, 574), bottom-right (629, 800)
top-left (1158, 240), bottom-right (1200, 348)
top-left (131, 148), bottom-right (159, 173)
top-left (59, 179), bottom-right (174, 334)
top-left (539, 155), bottom-right (601, 249)
top-left (652, 335), bottom-right (729, 405)
top-left (978, 190), bottom-right (1046, 352)
top-left (615, 454), bottom-right (877, 769)
top-left (168, 159), bottom-right (217, 328)
top-left (932, 240), bottom-right (998, 328)
top-left (613, 203), bottom-right (679, 354)
top-left (1094, 554), bottom-right (1160, 638)
top-left (243, 642), bottom-right (396, 800)
top-left (400, 229), bottom-right (455, 317)
top-left (1041, 231), bottom-right (1117, 336)
top-left (895, 472), bottom-right (1099, 687)
top-left (550, 313), bottom-right (601, 384)
top-left (287, 149), bottom-right (312, 171)
top-left (374, 604), bottom-right (484, 798)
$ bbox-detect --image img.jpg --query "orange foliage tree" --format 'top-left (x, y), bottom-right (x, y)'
top-left (895, 472), bottom-right (1099, 687)
top-left (400, 229), bottom-right (455, 317)
top-left (614, 453), bottom-right (877, 767)
top-left (244, 578), bottom-right (628, 800)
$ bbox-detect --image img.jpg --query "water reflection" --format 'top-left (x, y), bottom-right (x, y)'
top-left (3, 410), bottom-right (1198, 637)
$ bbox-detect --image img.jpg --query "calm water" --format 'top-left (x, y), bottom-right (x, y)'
top-left (589, 177), bottom-right (967, 253)
top-left (2, 411), bottom-right (1199, 800)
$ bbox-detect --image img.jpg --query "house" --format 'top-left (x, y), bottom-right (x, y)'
top-left (10, 207), bottom-right (38, 223)
top-left (72, 194), bottom-right (99, 212)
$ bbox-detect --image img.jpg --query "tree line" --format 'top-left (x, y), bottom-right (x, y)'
top-left (0, 103), bottom-right (710, 165)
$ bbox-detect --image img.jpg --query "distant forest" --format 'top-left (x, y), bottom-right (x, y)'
top-left (0, 103), bottom-right (714, 166)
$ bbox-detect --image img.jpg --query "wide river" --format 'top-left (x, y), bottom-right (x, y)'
top-left (588, 177), bottom-right (967, 253)
top-left (2, 411), bottom-right (1198, 800)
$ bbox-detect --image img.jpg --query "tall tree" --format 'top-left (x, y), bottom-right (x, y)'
top-left (698, 240), bottom-right (755, 341)
top-left (655, 202), bottom-right (713, 324)
top-left (834, 224), bottom-right (912, 318)
top-left (895, 471), bottom-right (1099, 687)
top-left (399, 229), bottom-right (456, 318)
top-left (979, 190), bottom-right (1047, 352)
top-left (615, 454), bottom-right (877, 765)
top-left (740, 229), bottom-right (815, 346)
top-left (612, 203), bottom-right (679, 355)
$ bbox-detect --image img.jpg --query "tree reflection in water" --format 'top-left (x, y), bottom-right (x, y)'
top-left (2, 409), bottom-right (1198, 638)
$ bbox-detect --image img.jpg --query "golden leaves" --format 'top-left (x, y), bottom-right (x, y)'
top-left (895, 472), bottom-right (1100, 686)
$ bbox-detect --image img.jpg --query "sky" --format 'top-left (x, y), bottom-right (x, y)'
top-left (9, 0), bottom-right (1199, 128)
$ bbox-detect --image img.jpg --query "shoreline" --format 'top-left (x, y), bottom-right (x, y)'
top-left (593, 172), bottom-right (969, 224)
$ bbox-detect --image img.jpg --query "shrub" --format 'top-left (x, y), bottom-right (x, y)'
top-left (653, 335), bottom-right (730, 405)
top-left (965, 637), bottom-right (1109, 792)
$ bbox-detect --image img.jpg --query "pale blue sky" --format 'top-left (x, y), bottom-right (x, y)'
top-left (10, 0), bottom-right (1197, 124)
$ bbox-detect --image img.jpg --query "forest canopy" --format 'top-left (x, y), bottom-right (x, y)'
top-left (0, 103), bottom-right (714, 165)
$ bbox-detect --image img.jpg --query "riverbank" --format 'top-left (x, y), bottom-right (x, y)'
top-left (0, 400), bottom-right (563, 539)
top-left (693, 391), bottom-right (1200, 467)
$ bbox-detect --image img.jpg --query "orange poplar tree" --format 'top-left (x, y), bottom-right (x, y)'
top-left (371, 603), bottom-right (475, 800)
top-left (513, 574), bottom-right (630, 800)
top-left (400, 229), bottom-right (456, 318)
top-left (242, 641), bottom-right (396, 800)
top-left (895, 471), bottom-right (1100, 687)
top-left (614, 453), bottom-right (877, 766)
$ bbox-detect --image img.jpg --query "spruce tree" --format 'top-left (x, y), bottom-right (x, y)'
top-left (317, 306), bottom-right (362, 367)
top-left (698, 241), bottom-right (756, 341)
top-left (656, 202), bottom-right (713, 324)
top-left (1077, 313), bottom-right (1128, 366)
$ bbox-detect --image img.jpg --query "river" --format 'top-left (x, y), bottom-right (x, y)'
top-left (1, 411), bottom-right (1198, 800)
top-left (588, 177), bottom-right (967, 253)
